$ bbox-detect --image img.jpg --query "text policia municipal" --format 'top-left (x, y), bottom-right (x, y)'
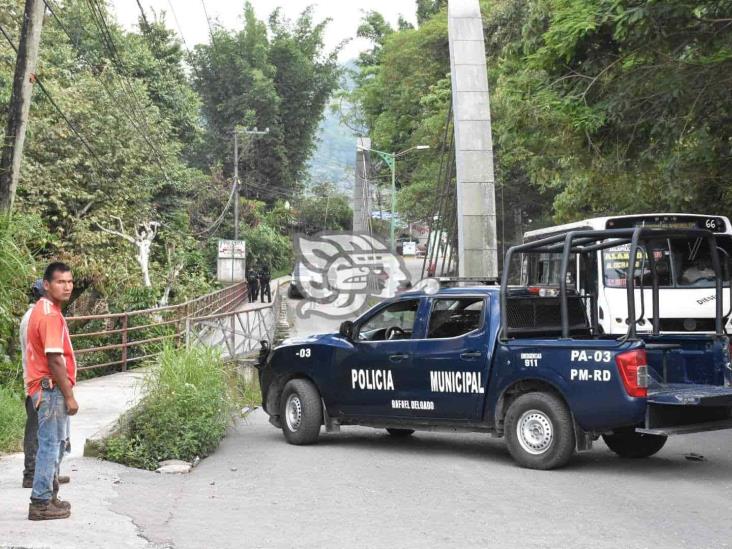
top-left (350, 369), bottom-right (484, 394)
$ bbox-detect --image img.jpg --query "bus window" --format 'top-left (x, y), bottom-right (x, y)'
top-left (671, 237), bottom-right (730, 287)
top-left (526, 253), bottom-right (575, 287)
top-left (603, 238), bottom-right (730, 288)
top-left (602, 244), bottom-right (669, 287)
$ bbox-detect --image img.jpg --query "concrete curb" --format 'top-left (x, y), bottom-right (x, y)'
top-left (83, 405), bottom-right (138, 458)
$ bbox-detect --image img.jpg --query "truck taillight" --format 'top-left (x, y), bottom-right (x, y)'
top-left (615, 349), bottom-right (648, 398)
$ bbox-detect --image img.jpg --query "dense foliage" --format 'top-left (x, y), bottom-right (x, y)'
top-left (350, 0), bottom-right (732, 245)
top-left (102, 345), bottom-right (242, 470)
top-left (189, 4), bottom-right (340, 195)
top-left (0, 0), bottom-right (342, 348)
top-left (0, 1), bottom-right (344, 453)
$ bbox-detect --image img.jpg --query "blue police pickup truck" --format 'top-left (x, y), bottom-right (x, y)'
top-left (257, 228), bottom-right (732, 469)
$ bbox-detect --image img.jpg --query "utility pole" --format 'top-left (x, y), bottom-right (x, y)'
top-left (233, 132), bottom-right (239, 240)
top-left (232, 126), bottom-right (269, 240)
top-left (0, 0), bottom-right (46, 215)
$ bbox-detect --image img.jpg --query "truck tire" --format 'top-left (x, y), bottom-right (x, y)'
top-left (504, 391), bottom-right (575, 470)
top-left (280, 379), bottom-right (322, 445)
top-left (386, 428), bottom-right (414, 437)
top-left (602, 429), bottom-right (667, 458)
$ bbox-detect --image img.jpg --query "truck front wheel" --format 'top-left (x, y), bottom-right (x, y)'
top-left (280, 379), bottom-right (322, 445)
top-left (504, 392), bottom-right (575, 470)
top-left (602, 429), bottom-right (667, 458)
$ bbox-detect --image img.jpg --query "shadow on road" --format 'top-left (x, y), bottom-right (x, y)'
top-left (258, 426), bottom-right (730, 481)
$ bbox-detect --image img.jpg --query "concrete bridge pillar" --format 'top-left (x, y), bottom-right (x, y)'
top-left (448, 0), bottom-right (498, 278)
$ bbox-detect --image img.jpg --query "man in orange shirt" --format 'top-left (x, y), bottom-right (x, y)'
top-left (26, 262), bottom-right (79, 521)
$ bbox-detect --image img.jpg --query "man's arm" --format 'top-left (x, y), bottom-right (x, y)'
top-left (47, 353), bottom-right (79, 415)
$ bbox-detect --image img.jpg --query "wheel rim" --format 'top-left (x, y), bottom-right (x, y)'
top-left (285, 394), bottom-right (303, 432)
top-left (517, 409), bottom-right (553, 455)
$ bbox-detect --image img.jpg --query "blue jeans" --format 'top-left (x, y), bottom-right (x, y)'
top-left (31, 388), bottom-right (68, 502)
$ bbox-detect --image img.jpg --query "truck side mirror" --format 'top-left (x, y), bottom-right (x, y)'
top-left (339, 320), bottom-right (354, 340)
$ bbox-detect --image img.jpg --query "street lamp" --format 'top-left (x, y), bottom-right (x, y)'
top-left (357, 144), bottom-right (430, 252)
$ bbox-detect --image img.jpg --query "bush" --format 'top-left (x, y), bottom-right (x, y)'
top-left (0, 213), bottom-right (48, 361)
top-left (242, 223), bottom-right (293, 274)
top-left (103, 344), bottom-right (242, 470)
top-left (0, 386), bottom-right (25, 454)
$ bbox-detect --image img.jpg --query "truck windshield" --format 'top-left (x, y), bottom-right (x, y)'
top-left (602, 237), bottom-right (732, 288)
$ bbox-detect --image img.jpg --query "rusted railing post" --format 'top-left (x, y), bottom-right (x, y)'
top-left (121, 314), bottom-right (128, 371)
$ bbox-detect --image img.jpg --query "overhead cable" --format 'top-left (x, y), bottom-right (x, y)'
top-left (0, 21), bottom-right (103, 168)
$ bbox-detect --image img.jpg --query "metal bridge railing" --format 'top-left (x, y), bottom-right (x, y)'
top-left (68, 282), bottom-right (248, 372)
top-left (184, 283), bottom-right (282, 360)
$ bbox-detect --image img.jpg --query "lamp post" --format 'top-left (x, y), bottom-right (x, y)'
top-left (357, 144), bottom-right (429, 252)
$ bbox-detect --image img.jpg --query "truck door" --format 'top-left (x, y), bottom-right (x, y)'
top-left (410, 296), bottom-right (489, 420)
top-left (332, 298), bottom-right (422, 417)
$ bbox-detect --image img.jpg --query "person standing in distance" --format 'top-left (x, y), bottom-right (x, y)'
top-left (21, 280), bottom-right (70, 489)
top-left (259, 265), bottom-right (272, 303)
top-left (26, 262), bottom-right (78, 521)
top-left (246, 267), bottom-right (259, 303)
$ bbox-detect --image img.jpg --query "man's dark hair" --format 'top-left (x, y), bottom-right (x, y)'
top-left (43, 262), bottom-right (72, 282)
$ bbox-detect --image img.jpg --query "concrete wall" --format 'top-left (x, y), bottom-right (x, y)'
top-left (448, 0), bottom-right (498, 278)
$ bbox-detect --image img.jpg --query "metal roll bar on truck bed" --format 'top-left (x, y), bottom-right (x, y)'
top-left (500, 227), bottom-right (727, 340)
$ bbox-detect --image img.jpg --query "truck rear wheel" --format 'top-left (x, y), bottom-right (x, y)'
top-left (280, 379), bottom-right (322, 445)
top-left (386, 428), bottom-right (414, 437)
top-left (602, 429), bottom-right (667, 458)
top-left (504, 392), bottom-right (575, 470)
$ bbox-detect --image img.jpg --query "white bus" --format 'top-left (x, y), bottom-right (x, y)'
top-left (522, 213), bottom-right (732, 334)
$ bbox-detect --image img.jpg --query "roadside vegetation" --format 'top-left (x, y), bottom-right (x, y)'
top-left (0, 386), bottom-right (24, 453)
top-left (0, 1), bottom-right (348, 452)
top-left (102, 345), bottom-right (256, 470)
top-left (348, 0), bottom-right (732, 251)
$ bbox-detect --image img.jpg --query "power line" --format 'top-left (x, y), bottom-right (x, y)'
top-left (83, 0), bottom-right (171, 179)
top-left (191, 177), bottom-right (237, 236)
top-left (43, 0), bottom-right (169, 179)
top-left (200, 0), bottom-right (218, 49)
top-left (165, 0), bottom-right (190, 52)
top-left (0, 20), bottom-right (103, 167)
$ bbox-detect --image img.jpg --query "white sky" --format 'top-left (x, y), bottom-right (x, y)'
top-left (110, 0), bottom-right (419, 62)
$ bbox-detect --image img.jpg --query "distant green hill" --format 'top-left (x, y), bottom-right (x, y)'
top-left (307, 62), bottom-right (360, 195)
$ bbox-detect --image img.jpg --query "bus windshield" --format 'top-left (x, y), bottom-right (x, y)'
top-left (602, 237), bottom-right (732, 288)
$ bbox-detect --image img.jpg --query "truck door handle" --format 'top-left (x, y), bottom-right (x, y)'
top-left (460, 351), bottom-right (482, 360)
top-left (389, 353), bottom-right (409, 363)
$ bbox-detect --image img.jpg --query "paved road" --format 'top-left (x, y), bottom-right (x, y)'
top-left (112, 406), bottom-right (732, 549)
top-left (113, 293), bottom-right (732, 549)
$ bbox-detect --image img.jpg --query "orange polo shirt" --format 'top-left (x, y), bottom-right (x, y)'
top-left (24, 297), bottom-right (77, 398)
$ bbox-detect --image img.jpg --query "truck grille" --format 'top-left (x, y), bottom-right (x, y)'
top-left (507, 296), bottom-right (589, 335)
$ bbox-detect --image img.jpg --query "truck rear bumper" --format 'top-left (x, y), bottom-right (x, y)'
top-left (638, 418), bottom-right (732, 436)
top-left (641, 384), bottom-right (732, 435)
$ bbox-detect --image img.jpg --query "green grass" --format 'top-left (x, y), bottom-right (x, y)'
top-left (103, 344), bottom-right (254, 470)
top-left (238, 369), bottom-right (261, 408)
top-left (0, 386), bottom-right (25, 454)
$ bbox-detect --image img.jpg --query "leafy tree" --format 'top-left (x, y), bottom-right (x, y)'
top-left (294, 182), bottom-right (352, 234)
top-left (352, 0), bottom-right (732, 249)
top-left (485, 0), bottom-right (732, 221)
top-left (190, 2), bottom-right (340, 199)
